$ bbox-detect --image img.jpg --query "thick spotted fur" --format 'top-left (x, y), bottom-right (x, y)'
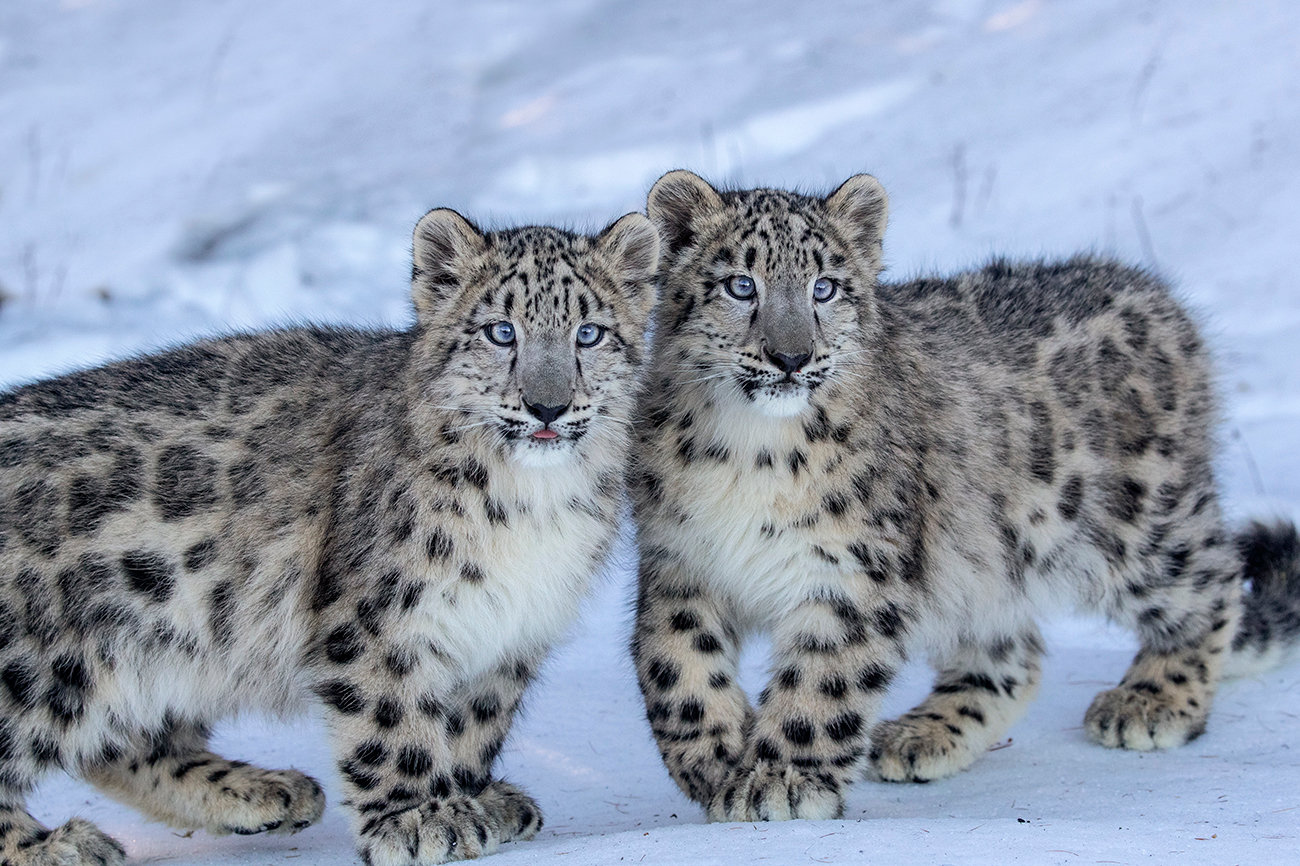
top-left (630, 169), bottom-right (1300, 822)
top-left (0, 208), bottom-right (658, 864)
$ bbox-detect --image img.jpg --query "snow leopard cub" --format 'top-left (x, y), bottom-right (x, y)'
top-left (630, 169), bottom-right (1300, 822)
top-left (0, 209), bottom-right (658, 864)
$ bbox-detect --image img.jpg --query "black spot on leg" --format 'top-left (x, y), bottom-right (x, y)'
top-left (385, 649), bottom-right (415, 678)
top-left (374, 698), bottom-right (405, 729)
top-left (31, 736), bottom-right (61, 766)
top-left (669, 610), bottom-right (700, 631)
top-left (679, 699), bottom-right (704, 723)
top-left (755, 738), bottom-right (782, 761)
top-left (825, 712), bottom-right (863, 742)
top-left (782, 718), bottom-right (814, 746)
top-left (325, 624), bottom-right (364, 664)
top-left (353, 741), bottom-right (388, 766)
top-left (470, 694), bottom-right (500, 723)
top-left (316, 680), bottom-right (366, 714)
top-left (395, 746), bottom-right (433, 777)
top-left (340, 760), bottom-right (381, 791)
top-left (646, 658), bottom-right (680, 690)
top-left (693, 633), bottom-right (722, 653)
top-left (777, 667), bottom-right (802, 690)
top-left (819, 675), bottom-right (848, 699)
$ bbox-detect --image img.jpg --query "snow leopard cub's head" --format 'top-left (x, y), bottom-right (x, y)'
top-left (646, 170), bottom-right (888, 418)
top-left (409, 210), bottom-right (659, 467)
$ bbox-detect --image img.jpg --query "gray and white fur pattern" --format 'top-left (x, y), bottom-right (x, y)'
top-left (0, 208), bottom-right (659, 864)
top-left (630, 169), bottom-right (1300, 822)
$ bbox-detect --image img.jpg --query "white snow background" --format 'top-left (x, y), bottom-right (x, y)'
top-left (2, 0), bottom-right (1299, 863)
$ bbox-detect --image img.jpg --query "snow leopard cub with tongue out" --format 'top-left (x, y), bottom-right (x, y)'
top-left (630, 169), bottom-right (1300, 822)
top-left (0, 208), bottom-right (658, 865)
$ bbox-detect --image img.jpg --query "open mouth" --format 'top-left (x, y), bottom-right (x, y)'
top-left (531, 429), bottom-right (560, 441)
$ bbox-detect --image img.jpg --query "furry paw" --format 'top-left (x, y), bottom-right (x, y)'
top-left (1084, 684), bottom-right (1209, 750)
top-left (358, 783), bottom-right (542, 865)
top-left (707, 762), bottom-right (843, 822)
top-left (476, 781), bottom-right (543, 842)
top-left (1, 818), bottom-right (126, 866)
top-left (207, 766), bottom-right (326, 836)
top-left (868, 715), bottom-right (973, 783)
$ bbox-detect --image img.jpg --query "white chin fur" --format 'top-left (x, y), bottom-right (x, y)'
top-left (512, 440), bottom-right (575, 467)
top-left (750, 390), bottom-right (810, 418)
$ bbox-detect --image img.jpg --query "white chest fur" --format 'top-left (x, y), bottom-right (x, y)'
top-left (415, 460), bottom-right (612, 682)
top-left (651, 400), bottom-right (853, 629)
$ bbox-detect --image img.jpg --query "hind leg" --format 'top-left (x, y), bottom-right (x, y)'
top-left (1084, 521), bottom-right (1242, 750)
top-left (81, 718), bottom-right (324, 836)
top-left (870, 626), bottom-right (1043, 782)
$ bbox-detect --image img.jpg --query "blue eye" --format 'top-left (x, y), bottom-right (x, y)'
top-left (576, 323), bottom-right (605, 347)
top-left (486, 321), bottom-right (516, 346)
top-left (813, 277), bottom-right (838, 302)
top-left (724, 275), bottom-right (757, 300)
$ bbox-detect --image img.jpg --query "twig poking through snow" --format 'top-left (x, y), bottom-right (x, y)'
top-left (1131, 196), bottom-right (1159, 269)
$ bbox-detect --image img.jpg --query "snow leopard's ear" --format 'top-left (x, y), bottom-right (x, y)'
top-left (824, 174), bottom-right (889, 257)
top-left (596, 212), bottom-right (660, 318)
top-left (647, 170), bottom-right (724, 256)
top-left (411, 207), bottom-right (488, 318)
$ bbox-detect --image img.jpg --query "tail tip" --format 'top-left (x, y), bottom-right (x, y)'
top-left (1238, 519), bottom-right (1300, 597)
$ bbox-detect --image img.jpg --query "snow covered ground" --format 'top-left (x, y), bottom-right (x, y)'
top-left (2, 0), bottom-right (1299, 863)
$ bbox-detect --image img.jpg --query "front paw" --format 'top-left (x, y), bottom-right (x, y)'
top-left (476, 781), bottom-right (543, 842)
top-left (211, 767), bottom-right (326, 836)
top-left (1084, 683), bottom-right (1209, 750)
top-left (707, 761), bottom-right (843, 822)
top-left (869, 715), bottom-right (971, 783)
top-left (357, 784), bottom-right (542, 866)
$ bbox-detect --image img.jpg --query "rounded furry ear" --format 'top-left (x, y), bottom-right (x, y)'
top-left (597, 212), bottom-right (660, 315)
top-left (824, 174), bottom-right (889, 253)
top-left (411, 207), bottom-right (487, 316)
top-left (646, 169), bottom-right (723, 254)
top-left (598, 212), bottom-right (660, 283)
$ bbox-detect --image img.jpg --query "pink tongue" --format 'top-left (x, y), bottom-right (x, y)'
top-left (532, 429), bottom-right (559, 440)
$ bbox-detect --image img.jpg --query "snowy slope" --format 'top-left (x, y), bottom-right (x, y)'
top-left (3, 0), bottom-right (1299, 863)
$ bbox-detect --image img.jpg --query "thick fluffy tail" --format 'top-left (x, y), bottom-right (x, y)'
top-left (1225, 520), bottom-right (1300, 678)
